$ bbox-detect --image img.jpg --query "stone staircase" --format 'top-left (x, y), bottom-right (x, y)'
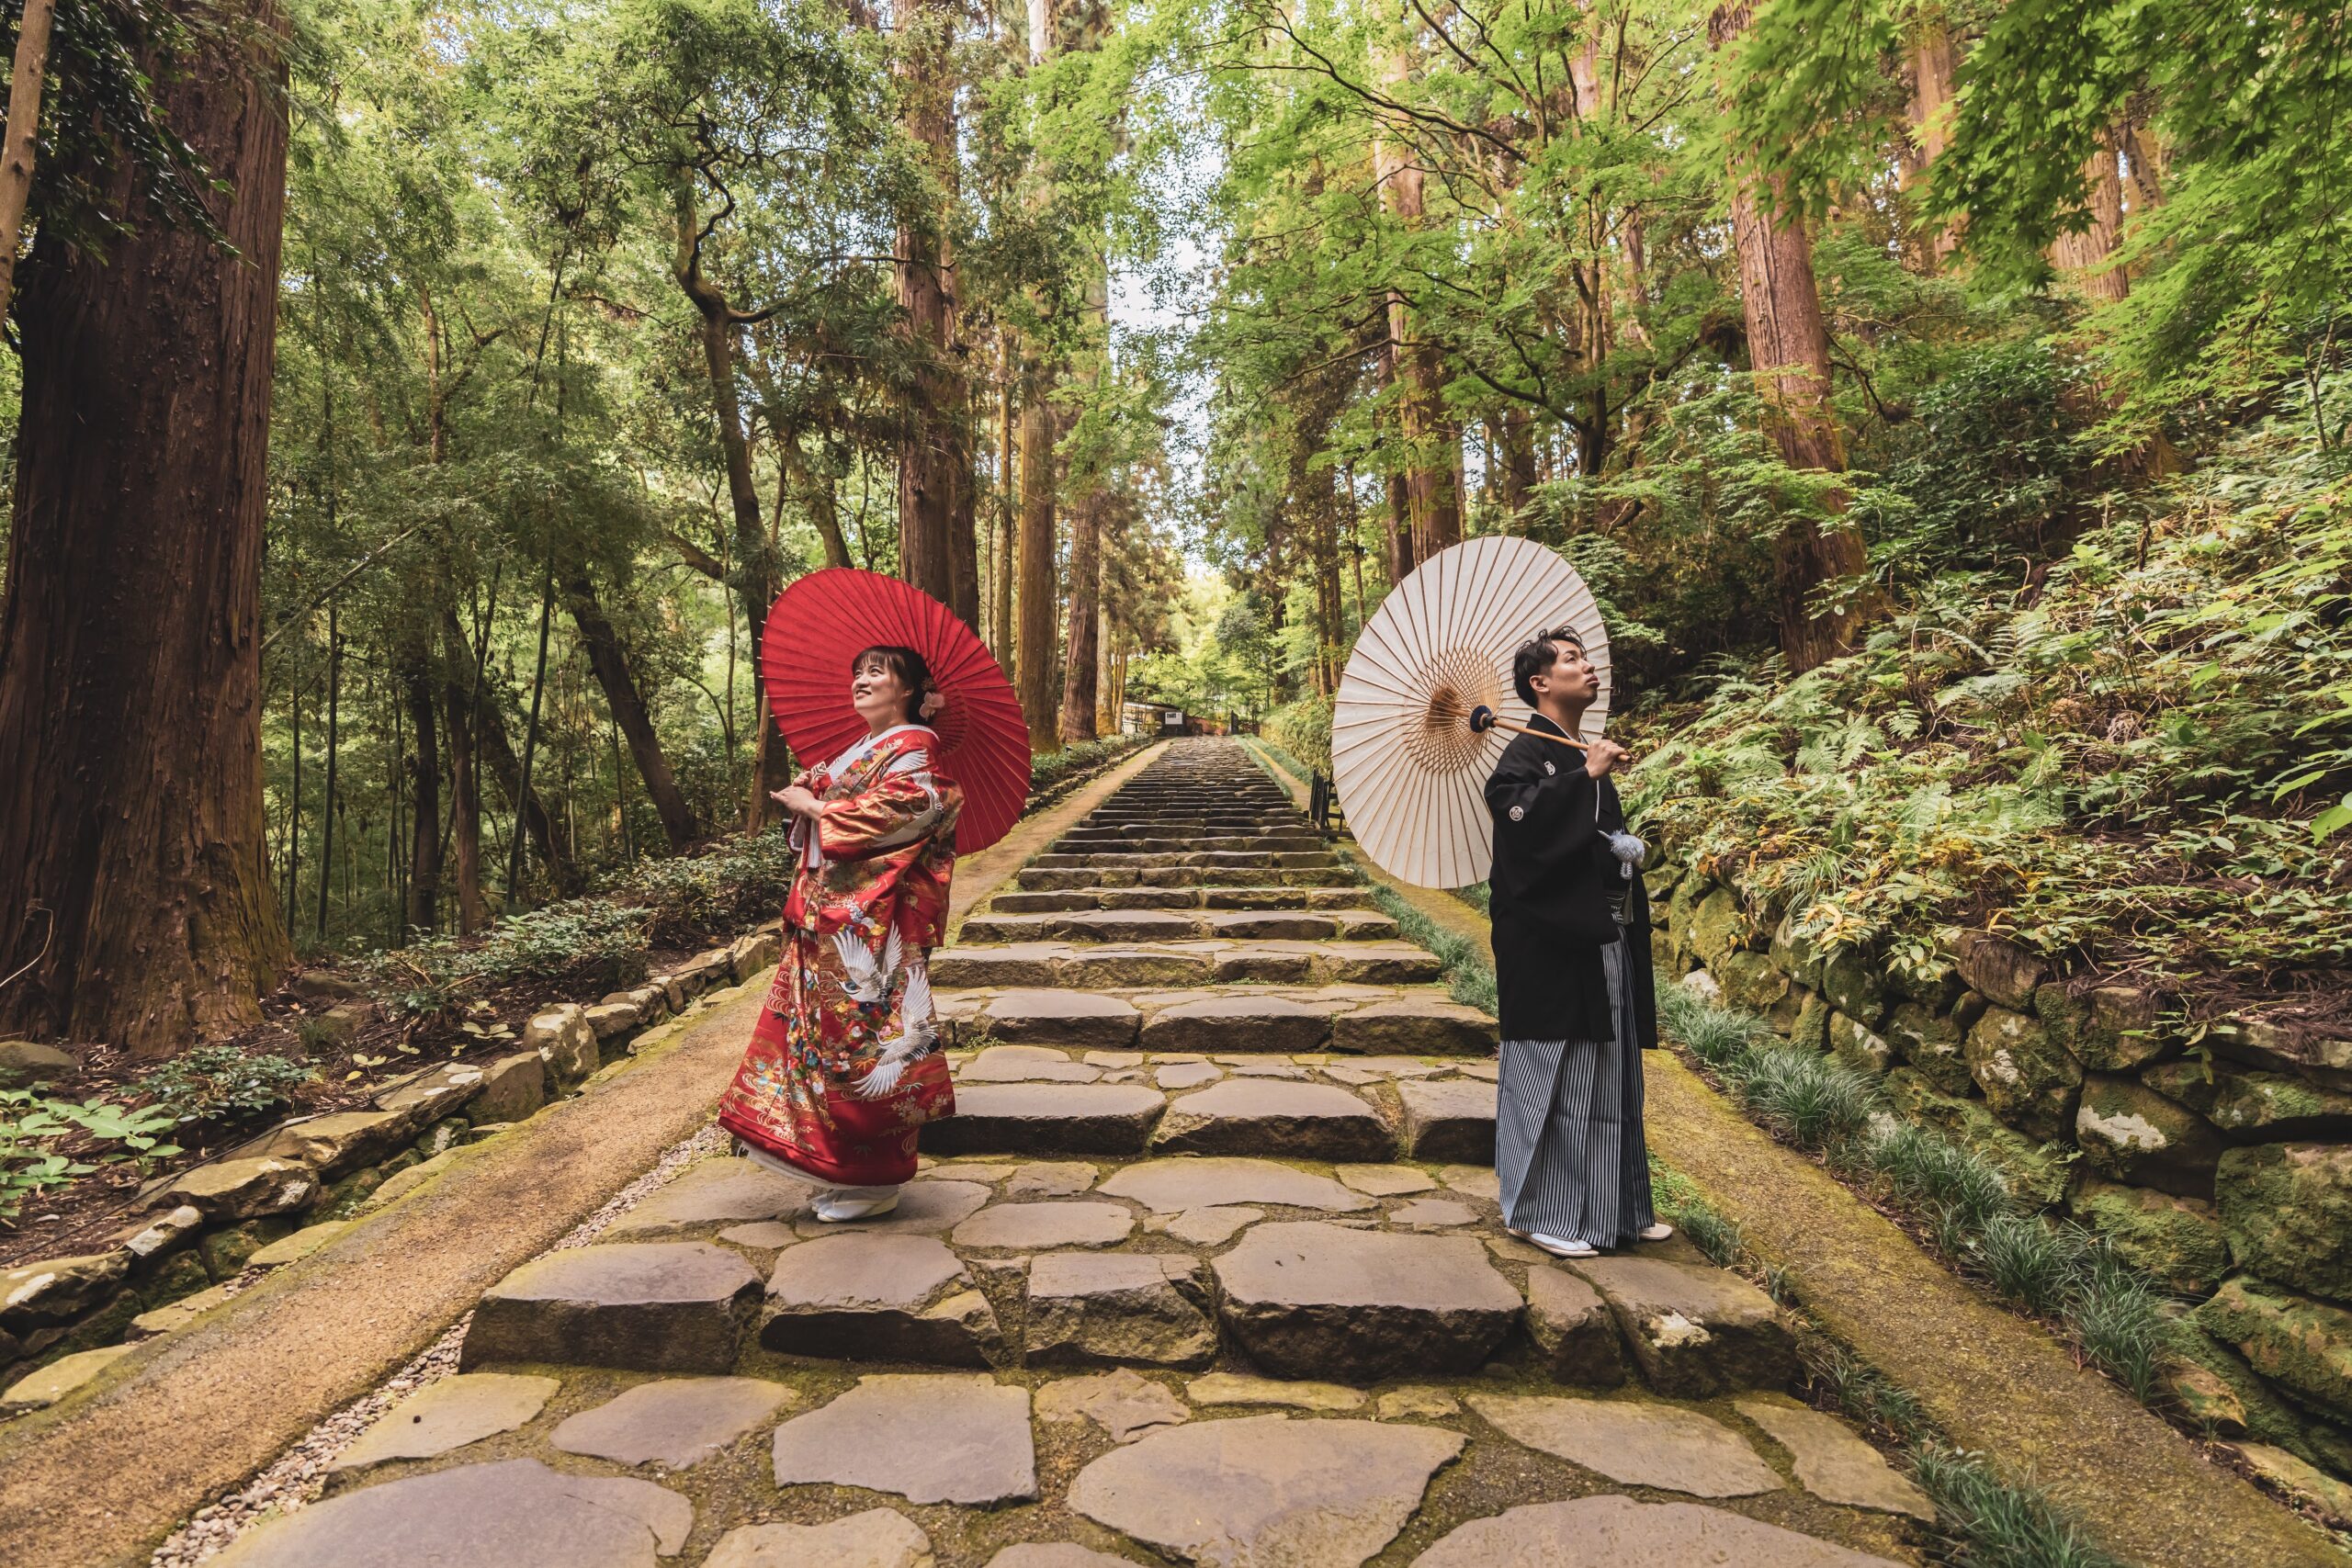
top-left (207, 741), bottom-right (1935, 1568)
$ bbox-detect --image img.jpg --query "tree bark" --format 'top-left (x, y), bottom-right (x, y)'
top-left (2049, 126), bottom-right (2130, 303)
top-left (400, 633), bottom-right (442, 937)
top-left (564, 568), bottom-right (701, 851)
top-left (1016, 367), bottom-right (1061, 749)
top-left (317, 608), bottom-right (341, 942)
top-left (673, 178), bottom-right (791, 827)
top-left (439, 616), bottom-right (485, 936)
top-left (0, 0), bottom-right (292, 1050)
top-left (894, 0), bottom-right (974, 623)
top-left (992, 336), bottom-right (1019, 678)
top-left (0, 0), bottom-right (56, 321)
top-left (1902, 17), bottom-right (1962, 271)
top-left (1372, 74), bottom-right (1462, 559)
top-left (1713, 3), bottom-right (1870, 672)
top-left (1058, 483), bottom-right (1102, 743)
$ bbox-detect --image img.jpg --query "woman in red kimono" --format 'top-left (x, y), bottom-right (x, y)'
top-left (718, 645), bottom-right (961, 1222)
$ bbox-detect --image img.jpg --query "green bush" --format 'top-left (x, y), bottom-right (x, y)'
top-left (375, 898), bottom-right (655, 1008)
top-left (1263, 693), bottom-right (1333, 777)
top-left (605, 828), bottom-right (799, 950)
top-left (1030, 735), bottom-right (1147, 796)
top-left (136, 1046), bottom-right (317, 1128)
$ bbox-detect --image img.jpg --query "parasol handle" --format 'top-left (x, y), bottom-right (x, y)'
top-left (1468, 704), bottom-right (1589, 752)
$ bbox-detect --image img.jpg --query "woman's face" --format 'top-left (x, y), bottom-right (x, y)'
top-left (852, 653), bottom-right (912, 731)
top-left (1535, 639), bottom-right (1600, 705)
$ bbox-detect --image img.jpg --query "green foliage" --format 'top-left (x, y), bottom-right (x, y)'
top-left (1262, 694), bottom-right (1333, 777)
top-left (375, 899), bottom-right (656, 1007)
top-left (0, 1087), bottom-right (187, 1223)
top-left (0, 1089), bottom-right (96, 1225)
top-left (1029, 735), bottom-right (1147, 795)
top-left (1908, 1445), bottom-right (2130, 1568)
top-left (1646, 1158), bottom-right (1747, 1269)
top-left (1735, 1044), bottom-right (1879, 1151)
top-left (602, 829), bottom-right (799, 952)
top-left (1974, 1211), bottom-right (2087, 1317)
top-left (1636, 400), bottom-right (2352, 999)
top-left (134, 1046), bottom-right (318, 1128)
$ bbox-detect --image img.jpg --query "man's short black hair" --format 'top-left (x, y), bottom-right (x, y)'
top-left (1511, 627), bottom-right (1586, 707)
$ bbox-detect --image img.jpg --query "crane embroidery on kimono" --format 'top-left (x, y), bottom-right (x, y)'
top-left (831, 924), bottom-right (939, 1099)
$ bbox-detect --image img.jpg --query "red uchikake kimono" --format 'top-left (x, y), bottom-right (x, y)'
top-left (717, 724), bottom-right (961, 1186)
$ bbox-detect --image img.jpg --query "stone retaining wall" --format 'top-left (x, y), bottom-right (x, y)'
top-left (0, 927), bottom-right (781, 1413)
top-left (1649, 857), bottom-right (2352, 1481)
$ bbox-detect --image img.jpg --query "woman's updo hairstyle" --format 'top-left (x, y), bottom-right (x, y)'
top-left (853, 644), bottom-right (936, 725)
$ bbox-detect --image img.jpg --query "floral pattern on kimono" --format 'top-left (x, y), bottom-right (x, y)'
top-left (718, 725), bottom-right (961, 1186)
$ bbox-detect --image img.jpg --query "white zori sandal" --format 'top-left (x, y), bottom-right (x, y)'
top-left (812, 1186), bottom-right (900, 1223)
top-left (1510, 1228), bottom-right (1600, 1259)
top-left (1636, 1222), bottom-right (1675, 1242)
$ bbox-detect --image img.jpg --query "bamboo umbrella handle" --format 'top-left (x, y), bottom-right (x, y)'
top-left (1467, 705), bottom-right (1589, 752)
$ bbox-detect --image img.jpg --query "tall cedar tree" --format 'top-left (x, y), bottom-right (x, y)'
top-left (0, 0), bottom-right (293, 1049)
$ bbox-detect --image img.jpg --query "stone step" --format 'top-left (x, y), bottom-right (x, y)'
top-left (1054, 835), bottom-right (1327, 853)
top-left (1152, 1079), bottom-right (1397, 1161)
top-left (1211, 1221), bottom-right (1524, 1380)
top-left (1017, 865), bottom-right (1355, 890)
top-left (989, 886), bottom-right (1369, 914)
top-left (930, 941), bottom-right (1442, 991)
top-left (957, 908), bottom-right (1399, 945)
top-left (454, 1153), bottom-right (1804, 1399)
top-left (1027, 851), bottom-right (1341, 872)
top-left (949, 986), bottom-right (1497, 1055)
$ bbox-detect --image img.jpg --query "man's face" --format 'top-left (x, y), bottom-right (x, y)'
top-left (1532, 637), bottom-right (1600, 704)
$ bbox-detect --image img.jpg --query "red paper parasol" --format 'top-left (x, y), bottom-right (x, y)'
top-left (759, 569), bottom-right (1034, 854)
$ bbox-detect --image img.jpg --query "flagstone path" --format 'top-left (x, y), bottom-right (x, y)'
top-left (201, 742), bottom-right (1939, 1567)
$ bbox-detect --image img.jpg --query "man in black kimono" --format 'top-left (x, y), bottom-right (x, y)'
top-left (1484, 626), bottom-right (1669, 1258)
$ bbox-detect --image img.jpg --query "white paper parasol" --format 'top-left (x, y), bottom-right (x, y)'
top-left (1332, 536), bottom-right (1611, 888)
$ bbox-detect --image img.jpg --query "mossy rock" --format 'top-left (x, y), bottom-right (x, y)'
top-left (1818, 946), bottom-right (1887, 1027)
top-left (2074, 1074), bottom-right (2224, 1199)
top-left (2215, 1143), bottom-right (2352, 1302)
top-left (198, 1216), bottom-right (298, 1280)
top-left (2068, 1173), bottom-right (2229, 1295)
top-left (1689, 886), bottom-right (1747, 969)
top-left (1949, 931), bottom-right (2048, 1010)
top-left (137, 1251), bottom-right (212, 1308)
top-left (317, 1164), bottom-right (390, 1222)
top-left (1768, 911), bottom-right (1827, 989)
top-left (1885, 953), bottom-right (1962, 1011)
top-left (2143, 1061), bottom-right (2352, 1140)
top-left (2074, 985), bottom-right (2177, 1073)
top-left (2165, 1325), bottom-right (2335, 1462)
top-left (1963, 1005), bottom-right (2084, 1143)
top-left (57, 1289), bottom-right (141, 1355)
top-left (2195, 1276), bottom-right (2352, 1421)
top-left (1827, 1010), bottom-right (1894, 1076)
top-left (1883, 1068), bottom-right (2073, 1207)
top-left (1786, 991), bottom-right (1831, 1054)
top-left (1716, 950), bottom-right (1789, 1015)
top-left (1884, 1001), bottom-right (1975, 1095)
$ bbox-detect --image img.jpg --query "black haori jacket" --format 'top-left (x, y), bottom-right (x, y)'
top-left (1483, 712), bottom-right (1658, 1048)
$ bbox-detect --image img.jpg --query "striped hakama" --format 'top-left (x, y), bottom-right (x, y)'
top-left (1496, 938), bottom-right (1656, 1247)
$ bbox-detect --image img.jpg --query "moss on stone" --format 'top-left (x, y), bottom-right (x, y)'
top-left (2215, 1143), bottom-right (2352, 1301)
top-left (1963, 1006), bottom-right (2083, 1143)
top-left (2194, 1276), bottom-right (2352, 1421)
top-left (2067, 1174), bottom-right (2228, 1295)
top-left (1883, 1068), bottom-right (2073, 1207)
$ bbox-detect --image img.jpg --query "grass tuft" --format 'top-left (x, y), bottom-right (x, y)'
top-left (1974, 1211), bottom-right (2088, 1317)
top-left (2064, 1244), bottom-right (2178, 1402)
top-left (1908, 1445), bottom-right (2130, 1568)
top-left (1735, 1043), bottom-right (1878, 1150)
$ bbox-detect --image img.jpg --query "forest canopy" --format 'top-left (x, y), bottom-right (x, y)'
top-left (0, 0), bottom-right (2347, 1046)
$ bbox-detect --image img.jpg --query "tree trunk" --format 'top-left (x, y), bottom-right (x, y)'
top-left (1902, 17), bottom-right (1962, 271)
top-left (1373, 92), bottom-right (1462, 559)
top-left (1713, 3), bottom-right (1870, 672)
top-left (439, 616), bottom-right (484, 937)
top-left (673, 179), bottom-right (791, 827)
top-left (0, 1), bottom-right (292, 1050)
top-left (564, 568), bottom-right (700, 850)
top-left (400, 635), bottom-right (441, 937)
top-left (0, 0), bottom-right (56, 321)
top-left (316, 608), bottom-right (341, 942)
top-left (442, 608), bottom-right (572, 892)
top-left (1016, 369), bottom-right (1061, 749)
top-left (894, 0), bottom-right (972, 622)
top-left (1058, 484), bottom-right (1102, 743)
top-left (992, 339), bottom-right (1018, 679)
top-left (2050, 126), bottom-right (2130, 303)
